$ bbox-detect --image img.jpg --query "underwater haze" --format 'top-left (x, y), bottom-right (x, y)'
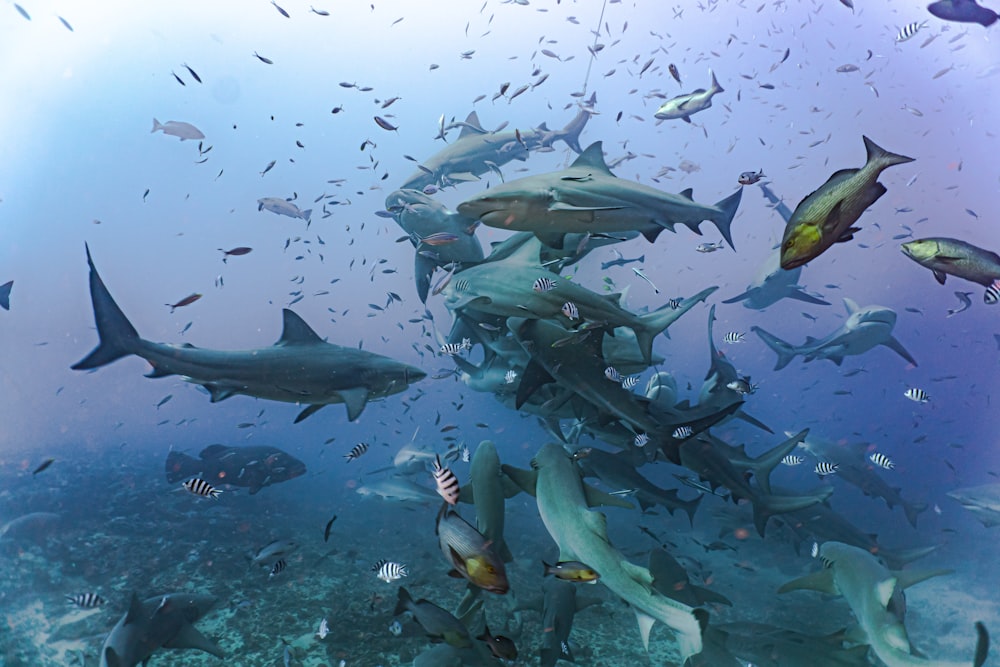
top-left (1, 0), bottom-right (999, 665)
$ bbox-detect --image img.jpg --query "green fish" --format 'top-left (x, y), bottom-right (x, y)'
top-left (901, 237), bottom-right (1000, 294)
top-left (780, 136), bottom-right (913, 270)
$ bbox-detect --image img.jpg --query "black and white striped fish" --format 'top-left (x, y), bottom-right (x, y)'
top-left (433, 455), bottom-right (460, 505)
top-left (269, 559), bottom-right (286, 578)
top-left (344, 442), bottom-right (369, 462)
top-left (620, 375), bottom-right (640, 390)
top-left (667, 298), bottom-right (681, 309)
top-left (723, 331), bottom-right (745, 343)
top-left (182, 478), bottom-right (221, 499)
top-left (634, 433), bottom-right (649, 448)
top-left (781, 455), bottom-right (804, 466)
top-left (460, 444), bottom-right (470, 463)
top-left (372, 559), bottom-right (408, 583)
top-left (904, 387), bottom-right (929, 403)
top-left (814, 461), bottom-right (839, 476)
top-left (66, 593), bottom-right (106, 608)
top-left (672, 426), bottom-right (692, 439)
top-left (604, 366), bottom-right (621, 382)
top-left (440, 337), bottom-right (472, 355)
top-left (504, 370), bottom-right (517, 384)
top-left (533, 277), bottom-right (557, 292)
top-left (869, 452), bottom-right (895, 470)
top-left (561, 301), bottom-right (579, 320)
top-left (984, 280), bottom-right (1000, 305)
top-left (895, 21), bottom-right (927, 43)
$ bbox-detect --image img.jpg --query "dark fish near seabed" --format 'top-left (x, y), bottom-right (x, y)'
top-left (166, 293), bottom-right (202, 312)
top-left (436, 503), bottom-right (509, 593)
top-left (32, 458), bottom-right (55, 476)
top-left (478, 623), bottom-right (518, 660)
top-left (167, 444), bottom-right (306, 495)
top-left (394, 586), bottom-right (472, 648)
top-left (250, 539), bottom-right (299, 567)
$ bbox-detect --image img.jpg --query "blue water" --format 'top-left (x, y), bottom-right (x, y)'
top-left (1, 1), bottom-right (998, 665)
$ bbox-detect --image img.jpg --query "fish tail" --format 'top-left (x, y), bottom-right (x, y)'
top-left (635, 286), bottom-right (718, 362)
top-left (862, 135), bottom-right (914, 171)
top-left (710, 188), bottom-right (743, 250)
top-left (71, 244), bottom-right (140, 370)
top-left (393, 586), bottom-right (413, 617)
top-left (903, 500), bottom-right (929, 529)
top-left (750, 325), bottom-right (796, 370)
top-left (709, 68), bottom-right (724, 93)
top-left (558, 100), bottom-right (594, 154)
top-left (679, 493), bottom-right (702, 528)
top-left (301, 209), bottom-right (312, 222)
top-left (152, 118), bottom-right (163, 133)
top-left (164, 450), bottom-right (202, 483)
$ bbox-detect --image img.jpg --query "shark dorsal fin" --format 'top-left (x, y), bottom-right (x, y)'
top-left (569, 141), bottom-right (613, 175)
top-left (277, 310), bottom-right (324, 345)
top-left (678, 188), bottom-right (694, 200)
top-left (459, 111), bottom-right (485, 138)
top-left (536, 122), bottom-right (550, 131)
top-left (843, 297), bottom-right (860, 316)
top-left (124, 592), bottom-right (144, 626)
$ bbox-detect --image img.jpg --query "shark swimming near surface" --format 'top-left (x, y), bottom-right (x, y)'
top-left (752, 298), bottom-right (916, 369)
top-left (72, 245), bottom-right (426, 422)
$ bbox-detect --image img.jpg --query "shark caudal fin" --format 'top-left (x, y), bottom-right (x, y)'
top-left (71, 245), bottom-right (141, 371)
top-left (710, 188), bottom-right (743, 250)
top-left (750, 325), bottom-right (798, 370)
top-left (557, 97), bottom-right (595, 154)
top-left (635, 286), bottom-right (718, 363)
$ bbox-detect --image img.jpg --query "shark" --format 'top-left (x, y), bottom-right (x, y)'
top-left (648, 548), bottom-right (732, 609)
top-left (722, 182), bottom-right (828, 309)
top-left (653, 69), bottom-right (724, 123)
top-left (795, 432), bottom-right (927, 527)
top-left (440, 236), bottom-right (713, 364)
top-left (356, 475), bottom-right (440, 503)
top-left (752, 298), bottom-right (916, 370)
top-left (456, 141), bottom-right (743, 250)
top-left (576, 448), bottom-right (702, 526)
top-left (502, 443), bottom-right (708, 664)
top-left (947, 483), bottom-right (1000, 527)
top-left (778, 541), bottom-right (989, 667)
top-left (71, 245), bottom-right (426, 422)
top-left (100, 592), bottom-right (223, 667)
top-left (689, 622), bottom-right (872, 667)
top-left (385, 189), bottom-right (485, 302)
top-left (400, 103), bottom-right (594, 191)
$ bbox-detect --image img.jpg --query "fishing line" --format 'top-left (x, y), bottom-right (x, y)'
top-left (580, 0), bottom-right (609, 94)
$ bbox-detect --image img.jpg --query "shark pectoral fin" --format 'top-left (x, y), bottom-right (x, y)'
top-left (500, 475), bottom-right (523, 499)
top-left (777, 568), bottom-right (838, 595)
top-left (820, 201), bottom-right (844, 235)
top-left (164, 623), bottom-right (225, 658)
top-left (681, 115), bottom-right (692, 123)
top-left (457, 484), bottom-right (474, 504)
top-left (144, 365), bottom-right (174, 378)
top-left (883, 336), bottom-right (917, 366)
top-left (339, 387), bottom-right (370, 422)
top-left (721, 288), bottom-right (752, 304)
top-left (876, 577), bottom-right (898, 608)
top-left (446, 171), bottom-right (481, 182)
top-left (583, 483), bottom-right (635, 510)
top-left (635, 609), bottom-right (656, 651)
top-left (533, 231), bottom-right (567, 249)
top-left (640, 225), bottom-right (668, 243)
top-left (500, 464), bottom-right (537, 497)
top-left (202, 383), bottom-right (238, 403)
top-left (784, 287), bottom-right (830, 305)
top-left (516, 360), bottom-right (556, 409)
top-left (294, 404), bottom-right (325, 423)
top-left (932, 269), bottom-right (947, 284)
top-left (893, 568), bottom-right (953, 591)
top-left (414, 253), bottom-right (436, 303)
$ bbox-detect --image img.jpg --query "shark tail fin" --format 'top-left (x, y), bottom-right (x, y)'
top-left (635, 286), bottom-right (718, 363)
top-left (903, 501), bottom-right (928, 528)
top-left (751, 325), bottom-right (797, 370)
top-left (680, 493), bottom-right (702, 528)
top-left (71, 244), bottom-right (141, 370)
top-left (710, 188), bottom-right (743, 250)
top-left (558, 104), bottom-right (593, 154)
top-left (974, 622), bottom-right (990, 667)
top-left (165, 450), bottom-right (202, 483)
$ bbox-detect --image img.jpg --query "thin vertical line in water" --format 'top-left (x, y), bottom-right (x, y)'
top-left (580, 0), bottom-right (609, 95)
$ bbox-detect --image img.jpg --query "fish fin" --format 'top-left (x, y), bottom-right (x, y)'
top-left (721, 288), bottom-right (752, 304)
top-left (413, 253), bottom-right (435, 303)
top-left (0, 280), bottom-right (12, 310)
top-left (777, 568), bottom-right (838, 595)
top-left (516, 360), bottom-right (556, 409)
top-left (144, 366), bottom-right (174, 378)
top-left (875, 577), bottom-right (897, 608)
top-left (446, 171), bottom-right (481, 183)
top-left (124, 592), bottom-right (144, 625)
top-left (458, 111), bottom-right (485, 138)
top-left (933, 269), bottom-right (947, 285)
top-left (863, 135), bottom-right (915, 169)
top-left (640, 225), bottom-right (667, 243)
top-left (678, 188), bottom-right (694, 200)
top-left (842, 297), bottom-right (860, 315)
top-left (276, 309), bottom-right (325, 345)
top-left (534, 231), bottom-right (566, 249)
top-left (634, 609), bottom-right (656, 652)
top-left (203, 383), bottom-right (237, 402)
top-left (164, 451), bottom-right (202, 483)
top-left (71, 245), bottom-right (141, 370)
top-left (710, 188), bottom-right (743, 250)
top-left (583, 483), bottom-right (635, 509)
top-left (820, 200), bottom-right (845, 235)
top-left (338, 387), bottom-right (369, 421)
top-left (751, 325), bottom-right (797, 370)
top-left (500, 464), bottom-right (537, 497)
top-left (163, 623), bottom-right (225, 658)
top-left (568, 141), bottom-right (614, 175)
top-left (548, 202), bottom-right (626, 212)
top-left (151, 118), bottom-right (163, 133)
top-left (893, 568), bottom-right (952, 592)
top-left (836, 226), bottom-right (861, 243)
top-left (681, 115), bottom-right (692, 123)
top-left (883, 336), bottom-right (917, 366)
top-left (104, 648), bottom-right (123, 667)
top-left (784, 287), bottom-right (830, 305)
